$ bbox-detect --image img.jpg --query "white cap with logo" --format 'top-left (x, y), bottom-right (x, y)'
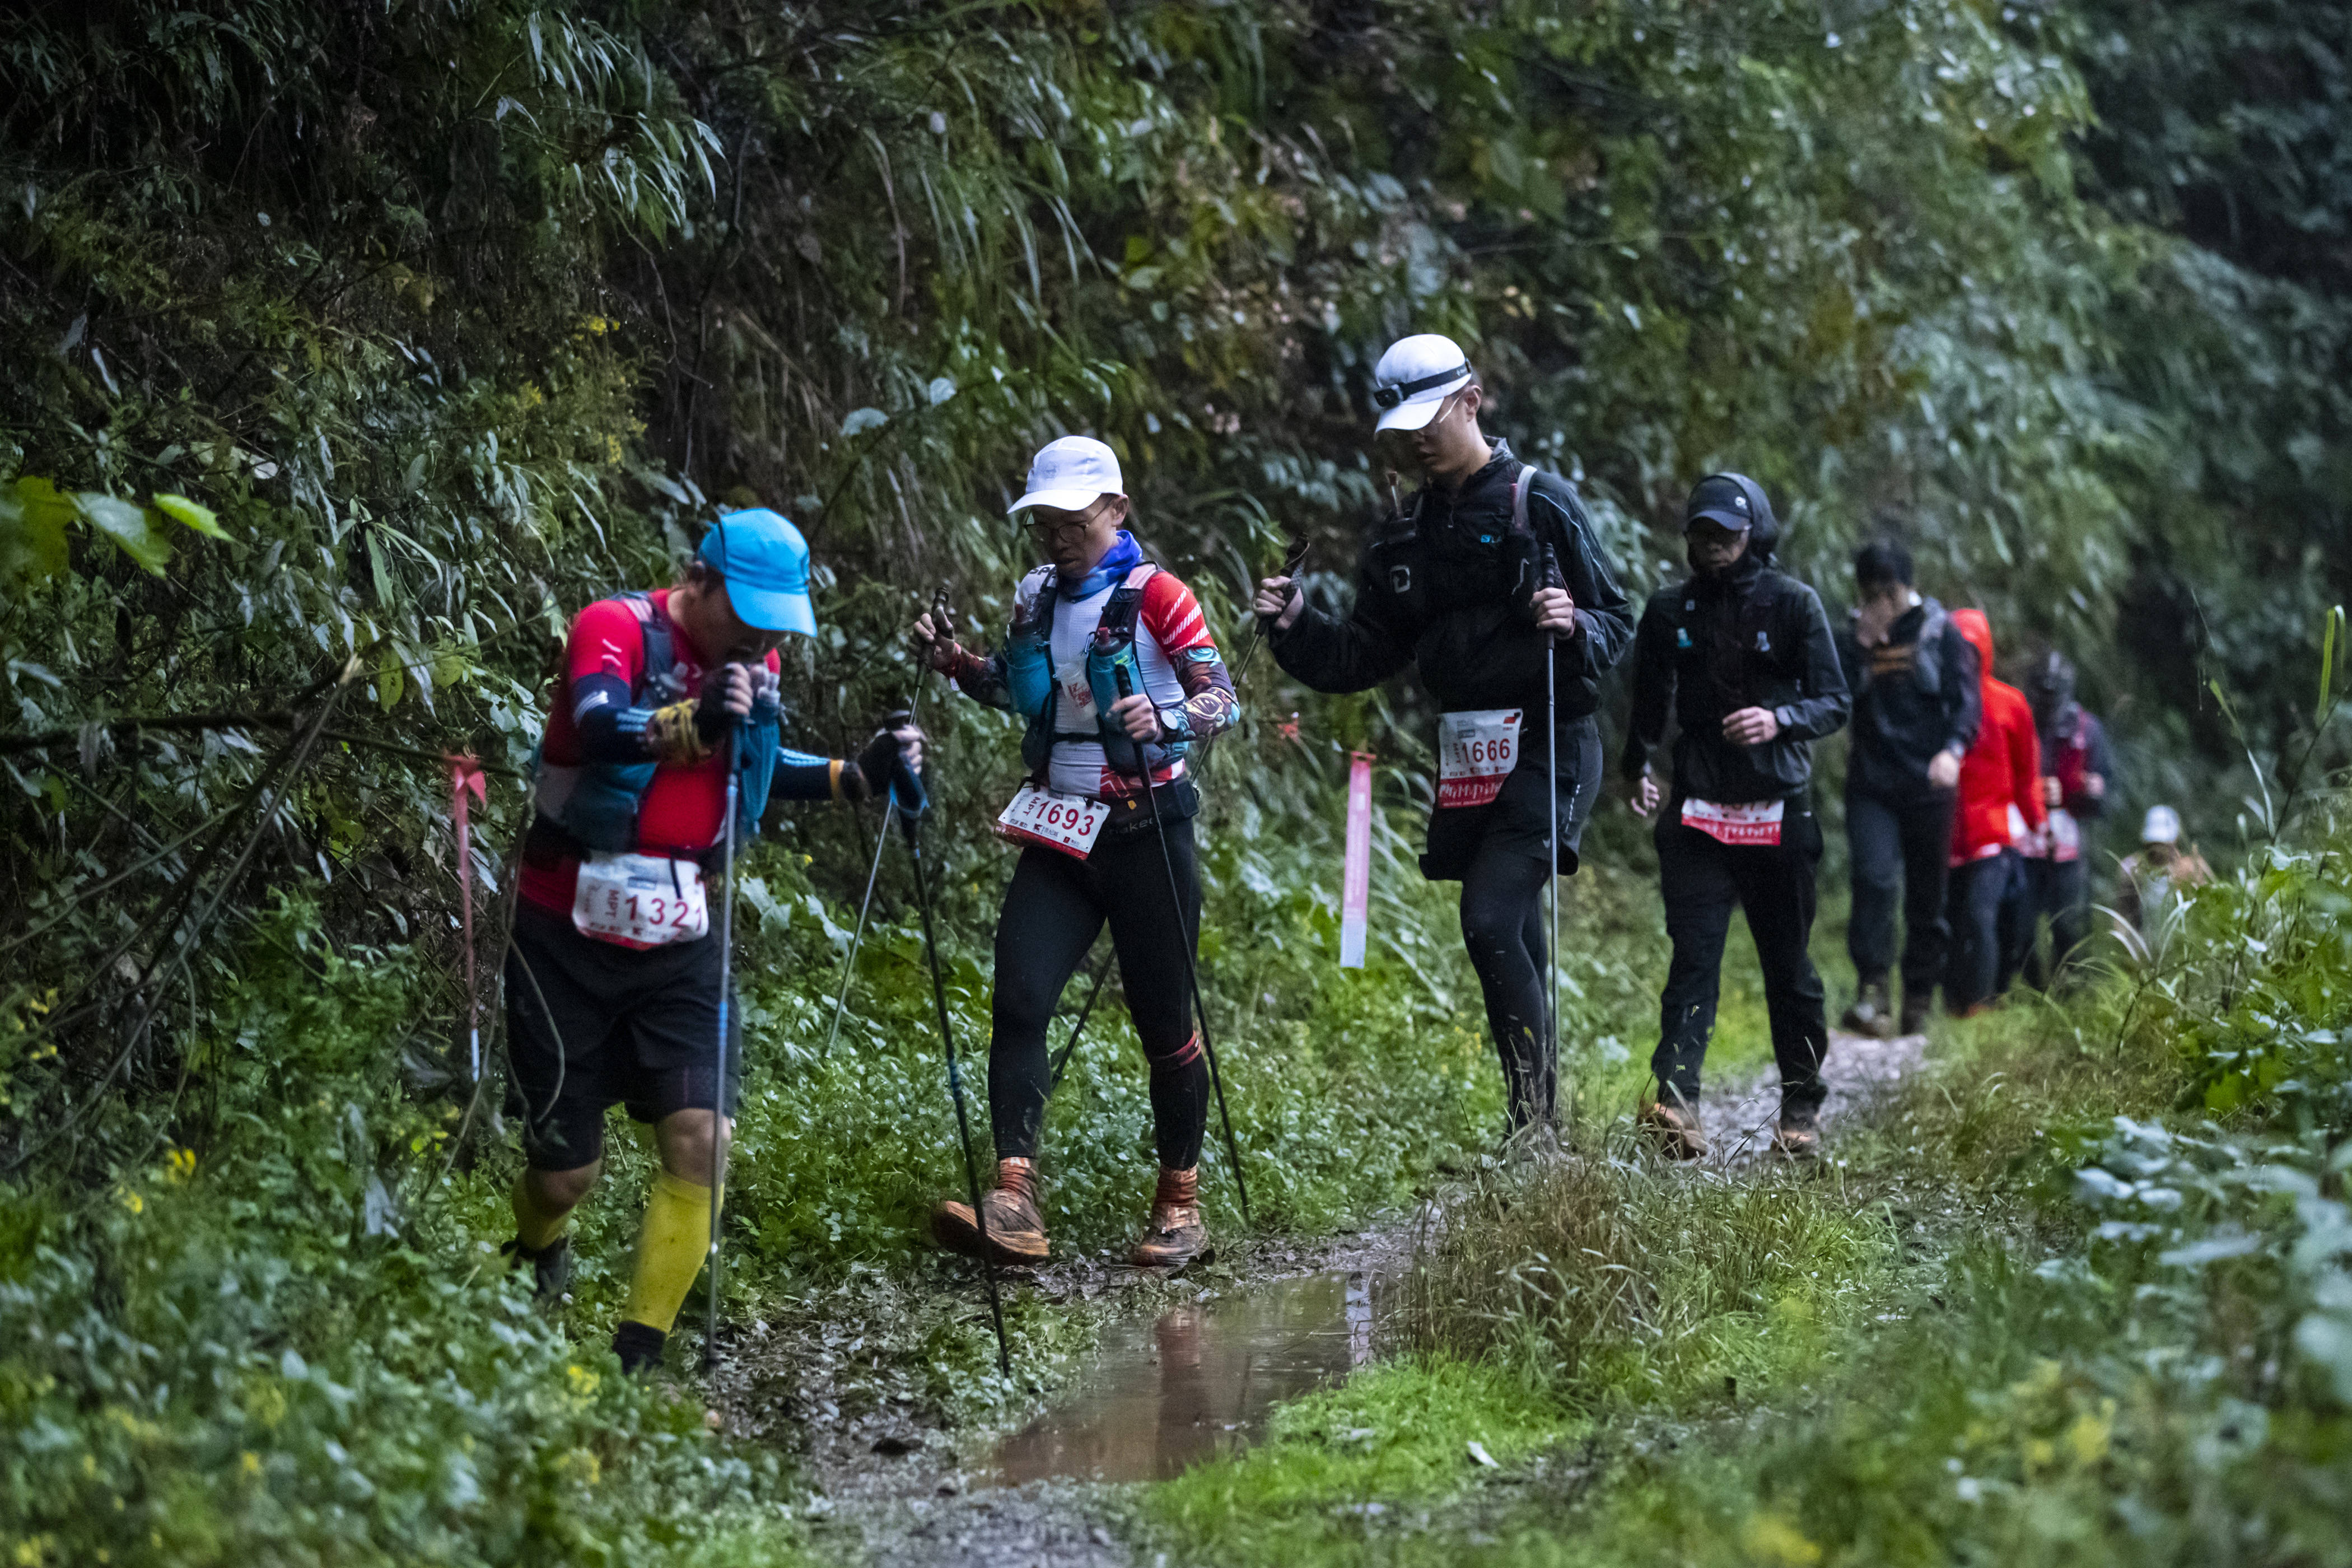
top-left (1371, 333), bottom-right (1474, 433)
top-left (1009, 435), bottom-right (1126, 514)
top-left (2141, 805), bottom-right (2182, 846)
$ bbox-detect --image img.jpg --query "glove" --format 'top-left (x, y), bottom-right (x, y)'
top-left (844, 724), bottom-right (915, 804)
top-left (747, 665), bottom-right (782, 725)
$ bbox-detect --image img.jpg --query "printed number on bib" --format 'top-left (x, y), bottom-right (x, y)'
top-left (996, 782), bottom-right (1110, 860)
top-left (1681, 798), bottom-right (1785, 847)
top-left (572, 852), bottom-right (710, 949)
top-left (1436, 709), bottom-right (1522, 809)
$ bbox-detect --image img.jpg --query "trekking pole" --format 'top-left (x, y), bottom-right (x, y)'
top-left (702, 726), bottom-right (741, 1374)
top-left (1543, 545), bottom-right (1561, 1128)
top-left (1115, 666), bottom-right (1252, 1225)
top-left (823, 585), bottom-right (951, 1060)
top-left (1047, 944), bottom-right (1116, 1093)
top-left (895, 753), bottom-right (1014, 1376)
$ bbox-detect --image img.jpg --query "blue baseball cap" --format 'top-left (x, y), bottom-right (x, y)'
top-left (699, 509), bottom-right (818, 637)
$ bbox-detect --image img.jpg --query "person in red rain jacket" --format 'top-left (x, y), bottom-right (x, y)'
top-left (1942, 609), bottom-right (2043, 1016)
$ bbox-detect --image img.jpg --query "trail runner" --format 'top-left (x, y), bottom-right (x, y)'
top-left (2014, 650), bottom-right (2114, 989)
top-left (1941, 608), bottom-right (2044, 1017)
top-left (1623, 476), bottom-right (1850, 1160)
top-left (1253, 333), bottom-right (1633, 1140)
top-left (1836, 539), bottom-right (1981, 1038)
top-left (911, 436), bottom-right (1240, 1269)
top-left (502, 509), bottom-right (921, 1373)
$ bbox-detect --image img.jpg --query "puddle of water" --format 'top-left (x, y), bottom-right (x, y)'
top-left (984, 1270), bottom-right (1375, 1487)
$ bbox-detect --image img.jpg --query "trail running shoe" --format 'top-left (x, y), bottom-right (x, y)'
top-left (500, 1234), bottom-right (572, 1304)
top-left (613, 1320), bottom-right (666, 1375)
top-left (1772, 1104), bottom-right (1822, 1161)
top-left (1898, 994), bottom-right (1932, 1037)
top-left (932, 1156), bottom-right (1051, 1266)
top-left (1840, 978), bottom-right (1896, 1039)
top-left (1130, 1166), bottom-right (1211, 1269)
top-left (1637, 1100), bottom-right (1709, 1161)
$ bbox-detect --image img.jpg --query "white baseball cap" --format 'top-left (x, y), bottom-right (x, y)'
top-left (1009, 435), bottom-right (1124, 514)
top-left (2141, 805), bottom-right (2182, 846)
top-left (1371, 333), bottom-right (1474, 433)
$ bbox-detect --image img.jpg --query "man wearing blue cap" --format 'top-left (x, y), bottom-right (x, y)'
top-left (503, 508), bottom-right (918, 1373)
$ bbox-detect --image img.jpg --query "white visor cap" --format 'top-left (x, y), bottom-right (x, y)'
top-left (1372, 333), bottom-right (1474, 433)
top-left (1009, 435), bottom-right (1125, 515)
top-left (2141, 805), bottom-right (2182, 846)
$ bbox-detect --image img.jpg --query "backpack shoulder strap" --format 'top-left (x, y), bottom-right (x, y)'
top-left (614, 590), bottom-right (681, 703)
top-left (1512, 464), bottom-right (1536, 538)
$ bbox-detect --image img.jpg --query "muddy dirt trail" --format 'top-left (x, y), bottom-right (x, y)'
top-left (726, 1029), bottom-right (1922, 1568)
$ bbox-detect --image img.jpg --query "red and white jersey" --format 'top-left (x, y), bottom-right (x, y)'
top-left (1025, 567), bottom-right (1213, 799)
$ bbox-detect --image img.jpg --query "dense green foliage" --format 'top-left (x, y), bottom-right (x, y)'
top-left (3, 0), bottom-right (2348, 1562)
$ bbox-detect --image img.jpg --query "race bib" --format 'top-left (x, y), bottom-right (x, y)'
top-left (572, 852), bottom-right (710, 949)
top-left (1436, 709), bottom-right (1522, 809)
top-left (1681, 797), bottom-right (1785, 847)
top-left (2047, 807), bottom-right (2082, 864)
top-left (995, 782), bottom-right (1110, 860)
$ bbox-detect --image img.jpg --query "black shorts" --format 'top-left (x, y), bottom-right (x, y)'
top-left (1420, 713), bottom-right (1603, 881)
top-left (502, 904), bottom-right (743, 1172)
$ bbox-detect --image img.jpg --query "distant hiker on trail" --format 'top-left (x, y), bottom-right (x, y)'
top-left (912, 436), bottom-right (1239, 1270)
top-left (1941, 608), bottom-right (2043, 1018)
top-left (2013, 651), bottom-right (2114, 988)
top-left (2116, 805), bottom-right (2211, 939)
top-left (1622, 475), bottom-right (1850, 1160)
top-left (1836, 539), bottom-right (1981, 1038)
top-left (1253, 333), bottom-right (1634, 1140)
top-left (505, 510), bottom-right (921, 1374)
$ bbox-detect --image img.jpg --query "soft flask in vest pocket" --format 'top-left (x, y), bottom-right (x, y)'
top-left (1088, 614), bottom-right (1174, 777)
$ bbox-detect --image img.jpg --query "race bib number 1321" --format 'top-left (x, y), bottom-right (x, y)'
top-left (572, 852), bottom-right (711, 949)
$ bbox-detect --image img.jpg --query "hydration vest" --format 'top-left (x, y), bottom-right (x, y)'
top-left (530, 592), bottom-right (687, 853)
top-left (1007, 562), bottom-right (1182, 782)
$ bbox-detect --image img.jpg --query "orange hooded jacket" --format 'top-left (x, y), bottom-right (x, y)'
top-left (1949, 608), bottom-right (2046, 865)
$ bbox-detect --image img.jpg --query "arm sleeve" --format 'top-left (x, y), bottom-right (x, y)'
top-left (1266, 549), bottom-right (1421, 694)
top-left (564, 600), bottom-right (656, 763)
top-left (1139, 572), bottom-right (1239, 741)
top-left (2010, 706), bottom-right (2046, 830)
top-left (949, 647), bottom-right (1015, 711)
top-left (1532, 484), bottom-right (1634, 680)
top-left (769, 747), bottom-right (848, 802)
top-left (1622, 596), bottom-right (1676, 778)
top-left (1942, 625), bottom-right (1982, 753)
top-left (1772, 587), bottom-right (1853, 741)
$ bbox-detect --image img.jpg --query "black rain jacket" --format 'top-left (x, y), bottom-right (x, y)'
top-left (1837, 598), bottom-right (1981, 800)
top-left (1268, 440), bottom-right (1634, 723)
top-left (1623, 549), bottom-right (1850, 805)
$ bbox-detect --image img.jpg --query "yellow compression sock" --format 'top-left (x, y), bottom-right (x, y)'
top-left (510, 1170), bottom-right (574, 1252)
top-left (621, 1170), bottom-right (717, 1333)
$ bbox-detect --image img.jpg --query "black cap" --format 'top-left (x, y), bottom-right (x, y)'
top-left (1684, 473), bottom-right (1780, 559)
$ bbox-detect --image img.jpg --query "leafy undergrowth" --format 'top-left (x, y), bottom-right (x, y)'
top-left (1142, 824), bottom-right (2352, 1568)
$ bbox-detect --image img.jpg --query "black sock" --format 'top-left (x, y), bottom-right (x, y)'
top-left (613, 1320), bottom-right (666, 1374)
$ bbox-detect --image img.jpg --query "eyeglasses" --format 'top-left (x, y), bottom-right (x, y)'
top-left (1020, 500), bottom-right (1110, 540)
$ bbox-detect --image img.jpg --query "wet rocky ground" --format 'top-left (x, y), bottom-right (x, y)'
top-left (713, 1030), bottom-right (1924, 1567)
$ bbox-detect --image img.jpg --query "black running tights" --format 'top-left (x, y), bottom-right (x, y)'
top-left (987, 819), bottom-right (1208, 1170)
top-left (1458, 841), bottom-right (1554, 1132)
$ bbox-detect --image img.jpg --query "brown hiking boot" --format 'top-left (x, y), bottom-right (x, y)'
top-left (1840, 978), bottom-right (1896, 1039)
top-left (1130, 1166), bottom-right (1210, 1268)
top-left (931, 1156), bottom-right (1050, 1266)
top-left (1771, 1103), bottom-right (1821, 1161)
top-left (1637, 1100), bottom-right (1709, 1161)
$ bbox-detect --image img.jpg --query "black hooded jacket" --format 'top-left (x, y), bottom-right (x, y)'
top-left (1837, 598), bottom-right (1981, 799)
top-left (1268, 439), bottom-right (1634, 723)
top-left (1622, 477), bottom-right (1851, 804)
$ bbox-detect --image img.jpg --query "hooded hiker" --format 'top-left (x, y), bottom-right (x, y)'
top-left (1623, 475), bottom-right (1850, 1160)
top-left (1941, 608), bottom-right (2044, 1018)
top-left (1253, 333), bottom-right (1634, 1139)
top-left (2014, 651), bottom-right (2115, 989)
top-left (503, 509), bottom-right (920, 1373)
top-left (912, 437), bottom-right (1240, 1269)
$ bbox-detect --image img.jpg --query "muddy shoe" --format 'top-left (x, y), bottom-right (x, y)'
top-left (1130, 1166), bottom-right (1210, 1268)
top-left (1771, 1104), bottom-right (1822, 1161)
top-left (1840, 978), bottom-right (1896, 1039)
top-left (1637, 1100), bottom-right (1709, 1161)
top-left (500, 1234), bottom-right (571, 1304)
top-left (932, 1156), bottom-right (1050, 1266)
